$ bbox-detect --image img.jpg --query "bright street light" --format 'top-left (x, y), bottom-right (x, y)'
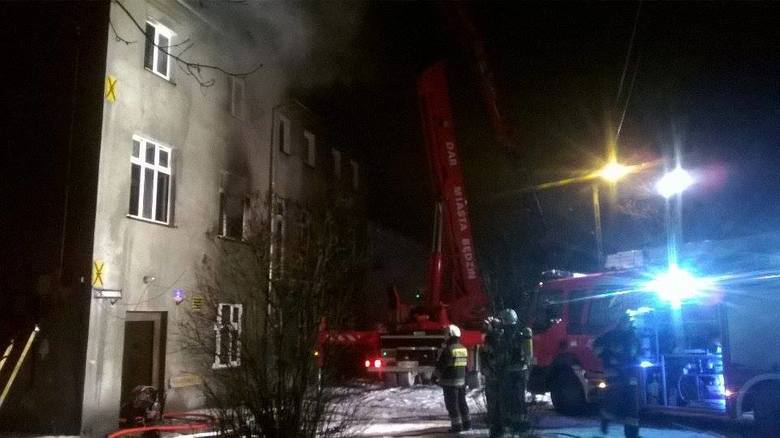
top-left (656, 167), bottom-right (693, 198)
top-left (598, 161), bottom-right (631, 183)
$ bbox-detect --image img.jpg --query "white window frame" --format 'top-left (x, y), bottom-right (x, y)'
top-left (276, 115), bottom-right (292, 155)
top-left (332, 149), bottom-right (342, 179)
top-left (213, 303), bottom-right (242, 369)
top-left (350, 159), bottom-right (359, 190)
top-left (145, 20), bottom-right (174, 80)
top-left (129, 135), bottom-right (173, 225)
top-left (229, 76), bottom-right (245, 120)
top-left (304, 130), bottom-right (316, 167)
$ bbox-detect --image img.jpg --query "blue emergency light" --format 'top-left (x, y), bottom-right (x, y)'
top-left (645, 265), bottom-right (711, 309)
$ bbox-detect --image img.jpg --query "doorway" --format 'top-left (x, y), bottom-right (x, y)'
top-left (120, 312), bottom-right (167, 408)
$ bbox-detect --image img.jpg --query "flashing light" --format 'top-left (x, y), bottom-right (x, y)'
top-left (645, 265), bottom-right (711, 308)
top-left (639, 360), bottom-right (654, 368)
top-left (313, 350), bottom-right (319, 357)
top-left (656, 167), bottom-right (693, 198)
top-left (373, 359), bottom-right (382, 369)
top-left (724, 388), bottom-right (735, 398)
top-left (597, 382), bottom-right (607, 389)
top-left (364, 360), bottom-right (370, 368)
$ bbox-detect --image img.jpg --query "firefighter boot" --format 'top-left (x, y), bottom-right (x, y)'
top-left (448, 419), bottom-right (462, 433)
top-left (462, 419), bottom-right (471, 431)
top-left (624, 424), bottom-right (639, 438)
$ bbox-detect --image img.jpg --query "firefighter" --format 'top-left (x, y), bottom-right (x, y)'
top-left (434, 324), bottom-right (470, 432)
top-left (482, 314), bottom-right (505, 437)
top-left (594, 311), bottom-right (641, 438)
top-left (483, 309), bottom-right (533, 437)
top-left (500, 309), bottom-right (532, 434)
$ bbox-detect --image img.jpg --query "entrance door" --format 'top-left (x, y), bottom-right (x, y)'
top-left (120, 312), bottom-right (167, 408)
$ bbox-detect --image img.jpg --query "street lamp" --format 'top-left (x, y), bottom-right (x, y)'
top-left (656, 167), bottom-right (693, 198)
top-left (592, 161), bottom-right (631, 266)
top-left (598, 161), bottom-right (631, 183)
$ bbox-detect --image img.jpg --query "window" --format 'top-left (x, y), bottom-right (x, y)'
top-left (276, 115), bottom-right (291, 154)
top-left (213, 303), bottom-right (242, 368)
top-left (533, 290), bottom-right (563, 333)
top-left (331, 149), bottom-right (342, 179)
top-left (304, 130), bottom-right (316, 167)
top-left (350, 159), bottom-right (359, 190)
top-left (219, 192), bottom-right (248, 240)
top-left (129, 136), bottom-right (172, 224)
top-left (229, 77), bottom-right (245, 120)
top-left (219, 172), bottom-right (248, 240)
top-left (144, 21), bottom-right (174, 80)
top-left (271, 213), bottom-right (286, 274)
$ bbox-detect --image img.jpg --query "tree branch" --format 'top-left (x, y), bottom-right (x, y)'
top-left (112, 0), bottom-right (264, 87)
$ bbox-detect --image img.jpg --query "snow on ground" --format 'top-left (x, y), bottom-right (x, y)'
top-left (345, 384), bottom-right (725, 438)
top-left (346, 383), bottom-right (486, 436)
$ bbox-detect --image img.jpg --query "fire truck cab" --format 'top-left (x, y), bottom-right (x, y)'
top-left (529, 234), bottom-right (780, 434)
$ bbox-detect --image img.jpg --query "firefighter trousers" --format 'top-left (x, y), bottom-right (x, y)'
top-left (600, 371), bottom-right (639, 438)
top-left (443, 385), bottom-right (470, 430)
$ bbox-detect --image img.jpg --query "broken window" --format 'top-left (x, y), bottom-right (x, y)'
top-left (144, 20), bottom-right (174, 80)
top-left (213, 303), bottom-right (242, 368)
top-left (129, 136), bottom-right (172, 224)
top-left (218, 172), bottom-right (248, 240)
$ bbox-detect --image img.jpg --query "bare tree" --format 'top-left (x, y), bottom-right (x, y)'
top-left (179, 193), bottom-right (365, 437)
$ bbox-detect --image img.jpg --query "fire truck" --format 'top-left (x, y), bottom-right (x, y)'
top-left (528, 233), bottom-right (780, 433)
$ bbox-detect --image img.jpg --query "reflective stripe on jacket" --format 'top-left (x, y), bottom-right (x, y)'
top-left (436, 341), bottom-right (468, 386)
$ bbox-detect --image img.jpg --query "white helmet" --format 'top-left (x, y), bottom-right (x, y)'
top-left (499, 308), bottom-right (518, 326)
top-left (447, 324), bottom-right (461, 338)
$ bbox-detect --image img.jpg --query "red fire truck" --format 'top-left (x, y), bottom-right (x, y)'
top-left (528, 234), bottom-right (780, 433)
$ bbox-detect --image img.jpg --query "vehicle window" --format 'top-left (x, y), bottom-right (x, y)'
top-left (533, 289), bottom-right (564, 333)
top-left (587, 297), bottom-right (612, 330)
top-left (585, 285), bottom-right (625, 332)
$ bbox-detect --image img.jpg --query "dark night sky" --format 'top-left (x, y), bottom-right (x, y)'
top-left (303, 1), bottom-right (780, 291)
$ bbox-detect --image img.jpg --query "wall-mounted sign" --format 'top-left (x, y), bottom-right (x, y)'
top-left (192, 295), bottom-right (203, 312)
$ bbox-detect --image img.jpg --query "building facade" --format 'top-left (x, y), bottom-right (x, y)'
top-left (1, 1), bottom-right (364, 435)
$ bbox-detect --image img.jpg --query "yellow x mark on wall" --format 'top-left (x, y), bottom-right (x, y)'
top-left (105, 75), bottom-right (117, 102)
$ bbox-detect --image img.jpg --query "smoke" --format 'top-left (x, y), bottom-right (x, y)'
top-left (194, 0), bottom-right (371, 90)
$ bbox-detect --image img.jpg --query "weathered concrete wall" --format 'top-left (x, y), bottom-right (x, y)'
top-left (81, 1), bottom-right (286, 435)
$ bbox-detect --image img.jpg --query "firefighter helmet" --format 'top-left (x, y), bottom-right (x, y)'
top-left (499, 308), bottom-right (518, 326)
top-left (447, 324), bottom-right (461, 338)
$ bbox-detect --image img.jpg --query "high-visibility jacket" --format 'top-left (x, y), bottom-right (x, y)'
top-left (435, 340), bottom-right (468, 386)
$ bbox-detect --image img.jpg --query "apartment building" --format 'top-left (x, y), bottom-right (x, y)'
top-left (0, 1), bottom-right (364, 435)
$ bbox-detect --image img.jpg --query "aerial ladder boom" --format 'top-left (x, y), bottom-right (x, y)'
top-left (418, 61), bottom-right (488, 329)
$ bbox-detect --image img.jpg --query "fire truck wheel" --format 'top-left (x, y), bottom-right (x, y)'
top-left (753, 385), bottom-right (780, 436)
top-left (550, 370), bottom-right (587, 415)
